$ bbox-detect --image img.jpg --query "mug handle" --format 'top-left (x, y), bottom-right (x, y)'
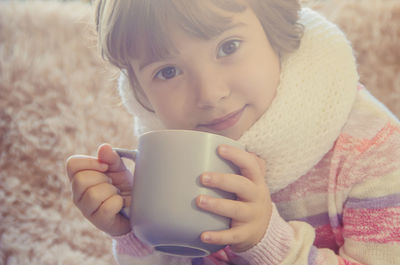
top-left (112, 148), bottom-right (138, 218)
top-left (113, 148), bottom-right (138, 160)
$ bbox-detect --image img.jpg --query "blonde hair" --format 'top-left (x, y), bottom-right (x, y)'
top-left (94, 0), bottom-right (303, 110)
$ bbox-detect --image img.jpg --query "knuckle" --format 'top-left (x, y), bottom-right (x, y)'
top-left (71, 171), bottom-right (88, 191)
top-left (249, 152), bottom-right (262, 164)
top-left (96, 195), bottom-right (122, 222)
top-left (65, 155), bottom-right (77, 167)
top-left (66, 155), bottom-right (101, 179)
top-left (252, 155), bottom-right (261, 166)
top-left (221, 173), bottom-right (233, 185)
top-left (71, 175), bottom-right (87, 203)
top-left (258, 159), bottom-right (266, 172)
top-left (72, 170), bottom-right (86, 183)
top-left (209, 197), bottom-right (219, 208)
top-left (212, 173), bottom-right (222, 185)
top-left (231, 202), bottom-right (242, 219)
top-left (242, 176), bottom-right (253, 187)
top-left (98, 201), bottom-right (114, 216)
top-left (231, 231), bottom-right (243, 243)
top-left (85, 186), bottom-right (100, 202)
top-left (65, 156), bottom-right (78, 177)
top-left (249, 152), bottom-right (258, 159)
top-left (107, 195), bottom-right (122, 214)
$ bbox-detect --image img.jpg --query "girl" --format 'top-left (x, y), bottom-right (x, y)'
top-left (66, 0), bottom-right (400, 264)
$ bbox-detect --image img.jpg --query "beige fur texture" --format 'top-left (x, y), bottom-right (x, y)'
top-left (0, 2), bottom-right (132, 265)
top-left (0, 1), bottom-right (398, 265)
top-left (306, 0), bottom-right (400, 117)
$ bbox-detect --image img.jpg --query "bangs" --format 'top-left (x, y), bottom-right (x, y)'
top-left (102, 0), bottom-right (246, 68)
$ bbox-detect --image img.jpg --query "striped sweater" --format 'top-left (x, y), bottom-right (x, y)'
top-left (113, 87), bottom-right (400, 265)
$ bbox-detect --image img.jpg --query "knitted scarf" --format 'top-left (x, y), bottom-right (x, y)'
top-left (118, 8), bottom-right (359, 193)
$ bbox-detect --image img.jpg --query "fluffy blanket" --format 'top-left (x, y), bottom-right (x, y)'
top-left (0, 1), bottom-right (398, 264)
top-left (0, 2), bottom-right (133, 265)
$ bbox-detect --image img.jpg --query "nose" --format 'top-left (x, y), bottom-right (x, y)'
top-left (194, 68), bottom-right (230, 109)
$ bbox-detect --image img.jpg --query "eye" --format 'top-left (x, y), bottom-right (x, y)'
top-left (217, 39), bottom-right (241, 58)
top-left (155, 66), bottom-right (181, 80)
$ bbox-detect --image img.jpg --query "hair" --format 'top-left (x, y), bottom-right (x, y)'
top-left (94, 0), bottom-right (304, 111)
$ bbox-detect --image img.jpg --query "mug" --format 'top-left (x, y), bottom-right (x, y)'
top-left (114, 130), bottom-right (243, 257)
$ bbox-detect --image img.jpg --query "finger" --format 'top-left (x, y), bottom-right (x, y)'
top-left (107, 170), bottom-right (133, 191)
top-left (201, 226), bottom-right (246, 246)
top-left (218, 145), bottom-right (264, 184)
top-left (201, 172), bottom-right (255, 201)
top-left (91, 194), bottom-right (131, 236)
top-left (98, 144), bottom-right (133, 189)
top-left (254, 154), bottom-right (267, 173)
top-left (196, 195), bottom-right (249, 222)
top-left (66, 155), bottom-right (108, 181)
top-left (71, 170), bottom-right (110, 203)
top-left (77, 182), bottom-right (119, 217)
top-left (97, 143), bottom-right (127, 172)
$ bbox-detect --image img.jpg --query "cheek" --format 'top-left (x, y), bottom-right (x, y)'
top-left (235, 68), bottom-right (278, 100)
top-left (147, 91), bottom-right (191, 129)
top-left (233, 61), bottom-right (279, 115)
top-left (251, 56), bottom-right (280, 100)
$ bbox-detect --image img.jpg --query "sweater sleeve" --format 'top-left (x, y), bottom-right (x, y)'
top-left (235, 169), bottom-right (400, 265)
top-left (112, 232), bottom-right (193, 265)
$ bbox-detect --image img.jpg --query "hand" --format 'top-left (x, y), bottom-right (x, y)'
top-left (196, 144), bottom-right (272, 252)
top-left (66, 143), bottom-right (133, 236)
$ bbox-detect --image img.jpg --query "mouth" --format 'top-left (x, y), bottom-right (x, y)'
top-left (198, 106), bottom-right (246, 132)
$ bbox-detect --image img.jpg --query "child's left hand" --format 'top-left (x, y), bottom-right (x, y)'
top-left (196, 144), bottom-right (272, 253)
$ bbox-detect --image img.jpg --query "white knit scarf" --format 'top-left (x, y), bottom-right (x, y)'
top-left (118, 8), bottom-right (359, 193)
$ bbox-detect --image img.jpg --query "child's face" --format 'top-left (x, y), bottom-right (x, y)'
top-left (131, 5), bottom-right (280, 140)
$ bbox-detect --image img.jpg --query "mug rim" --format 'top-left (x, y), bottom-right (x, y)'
top-left (140, 129), bottom-right (241, 146)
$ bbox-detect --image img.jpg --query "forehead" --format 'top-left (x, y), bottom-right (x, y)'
top-left (121, 0), bottom-right (247, 64)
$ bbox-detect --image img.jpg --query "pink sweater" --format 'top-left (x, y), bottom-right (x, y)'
top-left (112, 87), bottom-right (400, 265)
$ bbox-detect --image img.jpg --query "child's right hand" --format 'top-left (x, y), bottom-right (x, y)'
top-left (66, 143), bottom-right (133, 236)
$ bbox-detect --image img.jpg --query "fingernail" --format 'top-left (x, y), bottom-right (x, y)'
top-left (202, 233), bottom-right (211, 243)
top-left (100, 163), bottom-right (108, 171)
top-left (218, 145), bottom-right (228, 154)
top-left (198, 195), bottom-right (208, 206)
top-left (202, 174), bottom-right (211, 184)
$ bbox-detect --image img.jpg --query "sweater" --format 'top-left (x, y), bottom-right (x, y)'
top-left (113, 8), bottom-right (400, 265)
top-left (113, 87), bottom-right (400, 265)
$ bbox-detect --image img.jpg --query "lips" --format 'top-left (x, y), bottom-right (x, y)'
top-left (198, 106), bottom-right (246, 132)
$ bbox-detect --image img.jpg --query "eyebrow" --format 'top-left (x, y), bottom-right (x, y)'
top-left (139, 55), bottom-right (175, 72)
top-left (138, 22), bottom-right (247, 71)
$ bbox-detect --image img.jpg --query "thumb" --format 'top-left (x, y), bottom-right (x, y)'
top-left (97, 143), bottom-right (126, 172)
top-left (97, 143), bottom-right (133, 192)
